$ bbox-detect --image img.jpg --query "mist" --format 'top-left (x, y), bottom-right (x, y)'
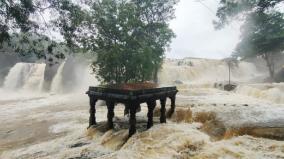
top-left (168, 0), bottom-right (241, 59)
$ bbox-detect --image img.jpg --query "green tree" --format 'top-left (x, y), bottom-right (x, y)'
top-left (0, 0), bottom-right (89, 61)
top-left (89, 0), bottom-right (177, 84)
top-left (0, 0), bottom-right (36, 43)
top-left (234, 12), bottom-right (284, 79)
top-left (215, 0), bottom-right (284, 80)
top-left (214, 0), bottom-right (283, 29)
top-left (0, 32), bottom-right (68, 65)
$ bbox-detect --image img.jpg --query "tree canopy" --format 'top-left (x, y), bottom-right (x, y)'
top-left (0, 0), bottom-right (89, 63)
top-left (214, 0), bottom-right (283, 29)
top-left (215, 0), bottom-right (284, 79)
top-left (235, 12), bottom-right (284, 58)
top-left (89, 0), bottom-right (177, 84)
top-left (0, 32), bottom-right (68, 65)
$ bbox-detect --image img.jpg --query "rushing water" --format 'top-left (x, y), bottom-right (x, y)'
top-left (0, 58), bottom-right (284, 159)
top-left (2, 59), bottom-right (97, 94)
top-left (158, 58), bottom-right (264, 85)
top-left (1, 58), bottom-right (267, 94)
top-left (50, 61), bottom-right (66, 93)
top-left (3, 63), bottom-right (46, 91)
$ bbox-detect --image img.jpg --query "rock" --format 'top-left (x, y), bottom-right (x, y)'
top-left (224, 84), bottom-right (237, 91)
top-left (173, 80), bottom-right (183, 84)
top-left (42, 63), bottom-right (60, 91)
top-left (0, 53), bottom-right (20, 86)
top-left (69, 142), bottom-right (89, 148)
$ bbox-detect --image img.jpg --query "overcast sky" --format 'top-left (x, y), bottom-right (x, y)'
top-left (167, 0), bottom-right (241, 59)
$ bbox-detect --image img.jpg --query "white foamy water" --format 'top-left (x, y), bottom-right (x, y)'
top-left (3, 63), bottom-right (46, 91)
top-left (235, 83), bottom-right (284, 104)
top-left (50, 61), bottom-right (65, 93)
top-left (70, 62), bottom-right (99, 93)
top-left (1, 58), bottom-right (284, 159)
top-left (158, 58), bottom-right (264, 85)
top-left (1, 85), bottom-right (284, 159)
top-left (2, 58), bottom-right (98, 94)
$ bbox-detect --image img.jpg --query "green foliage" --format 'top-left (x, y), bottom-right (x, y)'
top-left (216, 0), bottom-right (284, 79)
top-left (0, 0), bottom-right (36, 36)
top-left (235, 12), bottom-right (284, 58)
top-left (0, 32), bottom-right (69, 65)
top-left (0, 0), bottom-right (89, 61)
top-left (89, 0), bottom-right (177, 84)
top-left (214, 0), bottom-right (283, 29)
top-left (52, 0), bottom-right (92, 50)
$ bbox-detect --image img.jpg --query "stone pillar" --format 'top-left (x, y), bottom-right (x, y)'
top-left (160, 98), bottom-right (167, 123)
top-left (147, 100), bottom-right (156, 129)
top-left (129, 101), bottom-right (138, 137)
top-left (167, 95), bottom-right (176, 118)
top-left (124, 103), bottom-right (130, 116)
top-left (106, 100), bottom-right (115, 129)
top-left (89, 96), bottom-right (97, 127)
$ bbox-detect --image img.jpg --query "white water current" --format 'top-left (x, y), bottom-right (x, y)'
top-left (0, 58), bottom-right (284, 159)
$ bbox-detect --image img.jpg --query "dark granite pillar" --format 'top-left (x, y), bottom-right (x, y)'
top-left (106, 100), bottom-right (115, 129)
top-left (89, 96), bottom-right (97, 127)
top-left (160, 98), bottom-right (167, 123)
top-left (147, 100), bottom-right (156, 129)
top-left (129, 101), bottom-right (138, 137)
top-left (124, 103), bottom-right (130, 116)
top-left (167, 95), bottom-right (176, 118)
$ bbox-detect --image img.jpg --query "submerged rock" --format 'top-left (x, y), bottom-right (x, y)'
top-left (173, 80), bottom-right (183, 84)
top-left (224, 83), bottom-right (237, 91)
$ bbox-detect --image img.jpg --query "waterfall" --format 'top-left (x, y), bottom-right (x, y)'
top-left (50, 61), bottom-right (66, 93)
top-left (3, 63), bottom-right (46, 91)
top-left (1, 58), bottom-right (265, 94)
top-left (158, 58), bottom-right (264, 85)
top-left (2, 60), bottom-right (96, 94)
top-left (75, 64), bottom-right (99, 92)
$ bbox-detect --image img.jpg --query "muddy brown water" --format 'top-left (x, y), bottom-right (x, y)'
top-left (1, 92), bottom-right (284, 156)
top-left (0, 99), bottom-right (88, 153)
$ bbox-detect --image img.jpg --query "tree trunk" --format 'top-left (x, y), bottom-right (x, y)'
top-left (263, 53), bottom-right (275, 81)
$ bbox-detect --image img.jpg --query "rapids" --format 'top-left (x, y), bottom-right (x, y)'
top-left (0, 58), bottom-right (284, 159)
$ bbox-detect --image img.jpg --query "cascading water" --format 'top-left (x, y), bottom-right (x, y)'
top-left (1, 58), bottom-right (284, 159)
top-left (0, 58), bottom-right (268, 94)
top-left (49, 60), bottom-right (98, 94)
top-left (3, 63), bottom-right (46, 91)
top-left (158, 58), bottom-right (264, 85)
top-left (50, 61), bottom-right (66, 93)
top-left (22, 64), bottom-right (46, 91)
top-left (72, 63), bottom-right (99, 92)
top-left (235, 83), bottom-right (284, 104)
